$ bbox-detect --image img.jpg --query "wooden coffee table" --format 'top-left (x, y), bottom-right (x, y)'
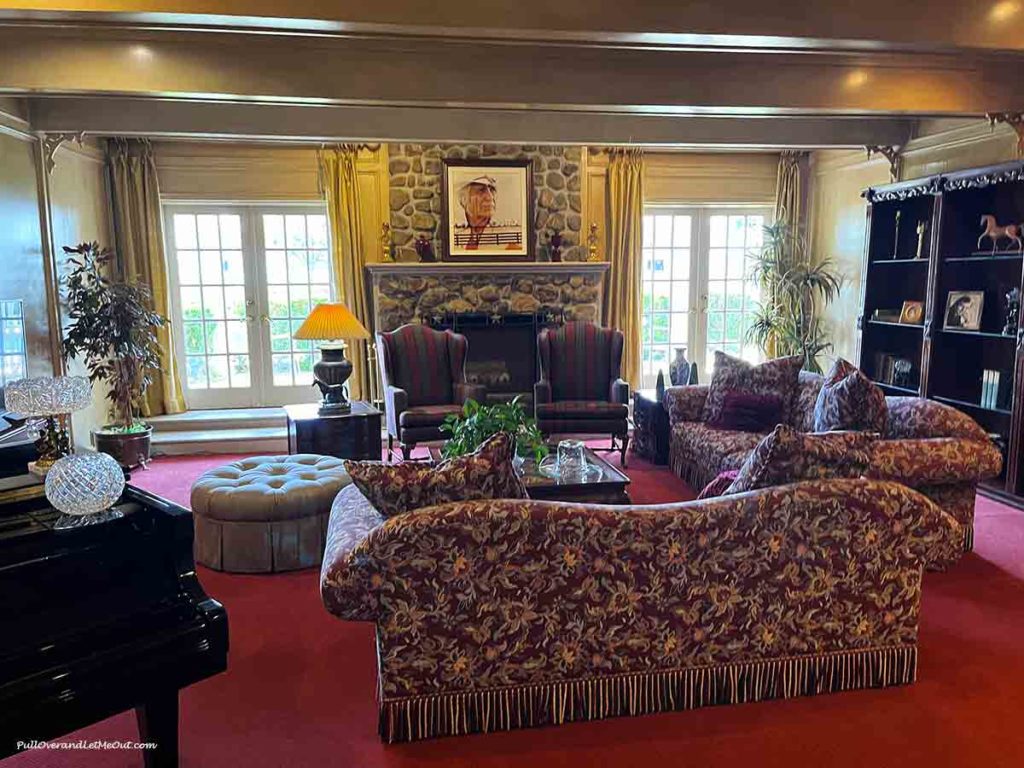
top-left (431, 445), bottom-right (631, 504)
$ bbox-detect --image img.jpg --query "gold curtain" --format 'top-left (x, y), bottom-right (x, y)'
top-left (317, 145), bottom-right (378, 403)
top-left (107, 138), bottom-right (186, 416)
top-left (604, 148), bottom-right (644, 387)
top-left (774, 150), bottom-right (805, 236)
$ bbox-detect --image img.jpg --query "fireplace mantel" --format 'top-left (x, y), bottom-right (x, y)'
top-left (365, 261), bottom-right (610, 333)
top-left (365, 262), bottom-right (610, 278)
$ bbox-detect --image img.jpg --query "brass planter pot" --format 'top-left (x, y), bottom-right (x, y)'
top-left (93, 426), bottom-right (152, 469)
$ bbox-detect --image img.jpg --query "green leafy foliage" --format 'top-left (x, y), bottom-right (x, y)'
top-left (440, 396), bottom-right (548, 461)
top-left (745, 222), bottom-right (843, 373)
top-left (60, 242), bottom-right (165, 430)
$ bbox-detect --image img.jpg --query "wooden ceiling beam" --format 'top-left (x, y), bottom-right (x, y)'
top-left (27, 96), bottom-right (914, 148)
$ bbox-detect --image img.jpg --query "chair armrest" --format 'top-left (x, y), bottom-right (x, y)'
top-left (610, 378), bottom-right (629, 404)
top-left (454, 382), bottom-right (487, 405)
top-left (534, 380), bottom-right (552, 406)
top-left (663, 384), bottom-right (709, 424)
top-left (383, 385), bottom-right (409, 435)
top-left (868, 437), bottom-right (1003, 484)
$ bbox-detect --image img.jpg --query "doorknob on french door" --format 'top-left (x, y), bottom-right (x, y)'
top-left (260, 314), bottom-right (270, 324)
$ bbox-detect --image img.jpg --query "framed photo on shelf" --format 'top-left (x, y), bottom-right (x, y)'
top-left (898, 300), bottom-right (924, 325)
top-left (943, 290), bottom-right (984, 331)
top-left (440, 158), bottom-right (534, 262)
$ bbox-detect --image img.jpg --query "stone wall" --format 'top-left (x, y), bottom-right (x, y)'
top-left (387, 143), bottom-right (584, 262)
top-left (370, 270), bottom-right (604, 332)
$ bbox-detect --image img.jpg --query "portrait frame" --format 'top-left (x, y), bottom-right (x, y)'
top-left (943, 290), bottom-right (985, 331)
top-left (898, 300), bottom-right (924, 325)
top-left (440, 158), bottom-right (534, 262)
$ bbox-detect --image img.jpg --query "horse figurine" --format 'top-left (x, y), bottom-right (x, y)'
top-left (978, 214), bottom-right (1023, 253)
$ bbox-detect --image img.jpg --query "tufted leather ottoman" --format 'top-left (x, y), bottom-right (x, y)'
top-left (190, 454), bottom-right (350, 573)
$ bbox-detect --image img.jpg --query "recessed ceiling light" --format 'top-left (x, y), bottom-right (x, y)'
top-left (989, 1), bottom-right (1021, 22)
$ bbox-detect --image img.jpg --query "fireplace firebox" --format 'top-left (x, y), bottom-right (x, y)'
top-left (428, 312), bottom-right (564, 405)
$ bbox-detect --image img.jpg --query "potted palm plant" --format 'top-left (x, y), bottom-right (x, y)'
top-left (746, 222), bottom-right (843, 373)
top-left (61, 242), bottom-right (166, 467)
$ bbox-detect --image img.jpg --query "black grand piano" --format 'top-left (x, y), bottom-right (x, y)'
top-left (0, 413), bottom-right (228, 767)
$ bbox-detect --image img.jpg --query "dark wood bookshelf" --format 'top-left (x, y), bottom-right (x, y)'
top-left (860, 160), bottom-right (1024, 505)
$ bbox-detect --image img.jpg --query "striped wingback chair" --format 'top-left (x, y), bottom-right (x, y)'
top-left (535, 321), bottom-right (630, 466)
top-left (376, 324), bottom-right (487, 461)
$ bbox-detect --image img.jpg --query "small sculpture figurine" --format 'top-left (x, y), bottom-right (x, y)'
top-left (892, 210), bottom-right (902, 259)
top-left (414, 234), bottom-right (436, 262)
top-left (1003, 286), bottom-right (1020, 336)
top-left (380, 221), bottom-right (393, 262)
top-left (548, 231), bottom-right (564, 262)
top-left (655, 370), bottom-right (666, 402)
top-left (915, 219), bottom-right (928, 259)
top-left (978, 215), bottom-right (1023, 253)
top-left (587, 222), bottom-right (600, 262)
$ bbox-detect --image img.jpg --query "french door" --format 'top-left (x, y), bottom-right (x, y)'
top-left (165, 204), bottom-right (333, 409)
top-left (640, 206), bottom-right (770, 389)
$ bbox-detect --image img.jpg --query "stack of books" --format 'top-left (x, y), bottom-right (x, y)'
top-left (981, 369), bottom-right (1003, 410)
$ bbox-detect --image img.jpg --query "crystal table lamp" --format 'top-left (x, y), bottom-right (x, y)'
top-left (44, 451), bottom-right (126, 528)
top-left (4, 375), bottom-right (92, 475)
top-left (292, 303), bottom-right (371, 414)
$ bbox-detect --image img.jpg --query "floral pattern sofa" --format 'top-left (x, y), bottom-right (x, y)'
top-left (664, 372), bottom-right (1003, 554)
top-left (322, 478), bottom-right (960, 742)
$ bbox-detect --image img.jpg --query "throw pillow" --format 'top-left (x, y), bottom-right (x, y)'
top-left (814, 358), bottom-right (888, 433)
top-left (345, 432), bottom-right (527, 518)
top-left (697, 469), bottom-right (740, 499)
top-left (702, 352), bottom-right (803, 427)
top-left (709, 391), bottom-right (784, 432)
top-left (725, 424), bottom-right (875, 495)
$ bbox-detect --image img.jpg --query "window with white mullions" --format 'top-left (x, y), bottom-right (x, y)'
top-left (639, 206), bottom-right (769, 388)
top-left (164, 204), bottom-right (332, 409)
top-left (641, 212), bottom-right (691, 388)
top-left (261, 213), bottom-right (332, 388)
top-left (704, 212), bottom-right (764, 366)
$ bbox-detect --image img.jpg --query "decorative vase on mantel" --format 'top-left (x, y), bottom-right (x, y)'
top-left (669, 347), bottom-right (697, 386)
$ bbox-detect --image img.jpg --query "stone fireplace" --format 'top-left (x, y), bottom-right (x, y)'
top-left (365, 262), bottom-right (609, 400)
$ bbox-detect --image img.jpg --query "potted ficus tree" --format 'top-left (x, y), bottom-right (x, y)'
top-left (61, 242), bottom-right (166, 467)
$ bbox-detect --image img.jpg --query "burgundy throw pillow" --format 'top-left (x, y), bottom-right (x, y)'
top-left (709, 391), bottom-right (783, 432)
top-left (814, 358), bottom-right (888, 433)
top-left (702, 352), bottom-right (803, 428)
top-left (725, 424), bottom-right (875, 495)
top-left (345, 432), bottom-right (527, 518)
top-left (697, 469), bottom-right (740, 499)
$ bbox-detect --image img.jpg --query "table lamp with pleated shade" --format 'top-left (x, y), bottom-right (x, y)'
top-left (292, 303), bottom-right (370, 414)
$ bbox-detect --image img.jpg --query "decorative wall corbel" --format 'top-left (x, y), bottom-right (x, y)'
top-left (986, 112), bottom-right (1024, 157)
top-left (865, 145), bottom-right (902, 183)
top-left (39, 132), bottom-right (85, 175)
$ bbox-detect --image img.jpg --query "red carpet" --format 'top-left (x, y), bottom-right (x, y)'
top-left (8, 450), bottom-right (1024, 767)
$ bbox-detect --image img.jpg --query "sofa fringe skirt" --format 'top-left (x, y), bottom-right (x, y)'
top-left (379, 644), bottom-right (917, 743)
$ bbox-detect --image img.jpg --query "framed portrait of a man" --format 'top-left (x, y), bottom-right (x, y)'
top-left (441, 158), bottom-right (533, 261)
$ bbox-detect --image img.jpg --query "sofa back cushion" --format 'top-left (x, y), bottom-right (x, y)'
top-left (726, 424), bottom-right (874, 494)
top-left (792, 370), bottom-right (825, 431)
top-left (702, 352), bottom-right (802, 427)
top-left (345, 432), bottom-right (526, 517)
top-left (814, 358), bottom-right (888, 433)
top-left (378, 325), bottom-right (457, 406)
top-left (540, 321), bottom-right (621, 402)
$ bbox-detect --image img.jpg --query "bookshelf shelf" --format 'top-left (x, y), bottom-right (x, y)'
top-left (940, 329), bottom-right (1014, 340)
top-left (868, 320), bottom-right (922, 330)
top-left (944, 253), bottom-right (1024, 263)
top-left (861, 159), bottom-right (1024, 503)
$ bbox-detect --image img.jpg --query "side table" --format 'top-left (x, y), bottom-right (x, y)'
top-left (631, 389), bottom-right (670, 465)
top-left (285, 401), bottom-right (382, 461)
